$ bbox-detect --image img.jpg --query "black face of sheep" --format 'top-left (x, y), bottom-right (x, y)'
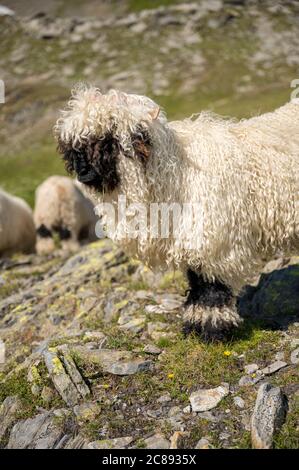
top-left (57, 134), bottom-right (121, 192)
top-left (57, 127), bottom-right (152, 193)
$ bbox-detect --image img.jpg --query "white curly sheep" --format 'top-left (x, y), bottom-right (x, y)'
top-left (55, 85), bottom-right (299, 337)
top-left (0, 188), bottom-right (36, 256)
top-left (34, 175), bottom-right (98, 255)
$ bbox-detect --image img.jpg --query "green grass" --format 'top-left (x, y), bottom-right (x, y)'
top-left (274, 401), bottom-right (299, 449)
top-left (0, 139), bottom-right (64, 207)
top-left (129, 0), bottom-right (184, 12)
top-left (158, 322), bottom-right (280, 400)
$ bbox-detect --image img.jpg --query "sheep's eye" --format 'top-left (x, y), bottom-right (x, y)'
top-left (131, 129), bottom-right (152, 164)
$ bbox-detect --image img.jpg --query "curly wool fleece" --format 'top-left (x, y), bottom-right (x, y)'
top-left (55, 85), bottom-right (299, 294)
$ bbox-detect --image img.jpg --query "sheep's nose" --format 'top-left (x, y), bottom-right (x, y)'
top-left (73, 153), bottom-right (98, 184)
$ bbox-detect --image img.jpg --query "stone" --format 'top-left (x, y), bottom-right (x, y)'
top-left (190, 385), bottom-right (229, 412)
top-left (239, 372), bottom-right (263, 387)
top-left (143, 344), bottom-right (162, 355)
top-left (144, 433), bottom-right (170, 449)
top-left (58, 346), bottom-right (90, 398)
top-left (7, 410), bottom-right (70, 449)
top-left (168, 406), bottom-right (184, 430)
top-left (64, 435), bottom-right (88, 449)
top-left (43, 349), bottom-right (88, 406)
top-left (274, 352), bottom-right (285, 361)
top-left (119, 316), bottom-right (146, 333)
top-left (239, 263), bottom-right (299, 324)
top-left (130, 22), bottom-right (147, 34)
top-left (83, 331), bottom-right (107, 347)
top-left (73, 402), bottom-right (100, 424)
top-left (170, 431), bottom-right (187, 449)
top-left (147, 322), bottom-right (174, 341)
top-left (157, 393), bottom-right (171, 403)
top-left (0, 396), bottom-right (23, 442)
top-left (233, 396), bottom-right (245, 409)
top-left (40, 386), bottom-right (55, 404)
top-left (107, 357), bottom-right (152, 375)
top-left (244, 363), bottom-right (259, 374)
top-left (197, 411), bottom-right (219, 422)
top-left (69, 347), bottom-right (152, 376)
top-left (219, 432), bottom-right (230, 441)
top-left (290, 348), bottom-right (299, 365)
top-left (183, 405), bottom-right (191, 414)
top-left (261, 361), bottom-right (287, 375)
top-left (290, 338), bottom-right (299, 348)
top-left (195, 437), bottom-right (213, 449)
top-left (86, 436), bottom-right (133, 449)
top-left (0, 6), bottom-right (14, 16)
top-left (251, 383), bottom-right (288, 449)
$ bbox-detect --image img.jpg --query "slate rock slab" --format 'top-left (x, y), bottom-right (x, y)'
top-left (251, 383), bottom-right (288, 449)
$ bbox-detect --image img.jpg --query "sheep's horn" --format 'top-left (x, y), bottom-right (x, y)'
top-left (148, 107), bottom-right (160, 120)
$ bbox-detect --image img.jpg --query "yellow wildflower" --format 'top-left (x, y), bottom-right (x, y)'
top-left (223, 350), bottom-right (231, 357)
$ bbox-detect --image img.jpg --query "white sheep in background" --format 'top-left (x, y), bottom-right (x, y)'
top-left (0, 189), bottom-right (36, 256)
top-left (34, 175), bottom-right (98, 255)
top-left (55, 85), bottom-right (299, 338)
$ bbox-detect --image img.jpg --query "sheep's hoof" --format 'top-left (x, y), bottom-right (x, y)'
top-left (182, 303), bottom-right (243, 342)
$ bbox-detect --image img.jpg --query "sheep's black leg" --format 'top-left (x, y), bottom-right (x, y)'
top-left (36, 224), bottom-right (52, 239)
top-left (182, 269), bottom-right (242, 340)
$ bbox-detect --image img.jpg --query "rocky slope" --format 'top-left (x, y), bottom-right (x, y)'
top-left (0, 241), bottom-right (298, 449)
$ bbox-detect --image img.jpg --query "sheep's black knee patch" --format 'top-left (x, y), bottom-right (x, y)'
top-left (36, 224), bottom-right (52, 238)
top-left (185, 269), bottom-right (233, 308)
top-left (52, 225), bottom-right (71, 240)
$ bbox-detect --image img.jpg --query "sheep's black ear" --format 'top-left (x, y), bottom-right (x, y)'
top-left (131, 128), bottom-right (152, 164)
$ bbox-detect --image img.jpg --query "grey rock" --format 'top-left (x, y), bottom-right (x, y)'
top-left (170, 431), bottom-right (186, 449)
top-left (190, 385), bottom-right (229, 412)
top-left (157, 393), bottom-right (171, 403)
top-left (239, 263), bottom-right (299, 324)
top-left (144, 433), bottom-right (170, 449)
top-left (143, 344), bottom-right (162, 355)
top-left (244, 363), bottom-right (259, 374)
top-left (219, 432), bottom-right (230, 441)
top-left (0, 6), bottom-right (14, 16)
top-left (40, 386), bottom-right (55, 404)
top-left (58, 346), bottom-right (90, 399)
top-left (43, 349), bottom-right (85, 406)
top-left (233, 396), bottom-right (245, 409)
top-left (147, 409), bottom-right (161, 418)
top-left (130, 22), bottom-right (147, 34)
top-left (7, 410), bottom-right (70, 449)
top-left (86, 436), bottom-right (133, 449)
top-left (251, 383), bottom-right (288, 449)
top-left (183, 405), bottom-right (191, 414)
top-left (274, 351), bottom-right (285, 361)
top-left (70, 347), bottom-right (152, 376)
top-left (107, 357), bottom-right (152, 375)
top-left (73, 402), bottom-right (100, 423)
top-left (290, 338), bottom-right (299, 348)
top-left (197, 411), bottom-right (219, 422)
top-left (239, 371), bottom-right (263, 387)
top-left (0, 396), bottom-right (23, 442)
top-left (195, 437), bottom-right (213, 449)
top-left (64, 434), bottom-right (88, 449)
top-left (290, 348), bottom-right (299, 365)
top-left (168, 406), bottom-right (184, 430)
top-left (83, 331), bottom-right (107, 348)
top-left (261, 361), bottom-right (287, 375)
top-left (119, 316), bottom-right (146, 334)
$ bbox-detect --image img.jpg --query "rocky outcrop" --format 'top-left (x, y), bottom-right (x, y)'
top-left (0, 240), bottom-right (298, 448)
